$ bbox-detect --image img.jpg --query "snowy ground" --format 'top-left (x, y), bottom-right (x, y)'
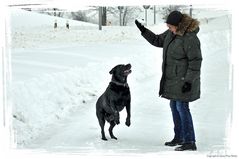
top-left (7, 8), bottom-right (233, 156)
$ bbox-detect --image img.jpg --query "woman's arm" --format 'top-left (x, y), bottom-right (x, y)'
top-left (135, 20), bottom-right (168, 48)
top-left (141, 29), bottom-right (169, 48)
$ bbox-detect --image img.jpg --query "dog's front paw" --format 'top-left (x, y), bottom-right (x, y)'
top-left (105, 114), bottom-right (114, 122)
top-left (125, 118), bottom-right (131, 127)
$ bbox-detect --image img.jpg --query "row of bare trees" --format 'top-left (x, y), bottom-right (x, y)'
top-left (97, 5), bottom-right (192, 26)
top-left (33, 5), bottom-right (193, 26)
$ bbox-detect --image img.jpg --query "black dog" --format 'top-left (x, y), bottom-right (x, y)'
top-left (96, 64), bottom-right (132, 140)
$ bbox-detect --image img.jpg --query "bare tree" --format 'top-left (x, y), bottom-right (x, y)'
top-left (87, 6), bottom-right (107, 25)
top-left (122, 7), bottom-right (128, 26)
top-left (36, 8), bottom-right (64, 17)
top-left (107, 6), bottom-right (142, 26)
top-left (118, 6), bottom-right (124, 26)
top-left (121, 7), bottom-right (142, 26)
top-left (158, 5), bottom-right (187, 20)
top-left (102, 7), bottom-right (107, 26)
top-left (85, 6), bottom-right (142, 26)
top-left (71, 11), bottom-right (89, 22)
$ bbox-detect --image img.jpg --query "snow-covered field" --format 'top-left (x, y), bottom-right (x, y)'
top-left (6, 7), bottom-right (234, 156)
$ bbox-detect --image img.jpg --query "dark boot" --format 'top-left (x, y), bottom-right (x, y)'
top-left (175, 143), bottom-right (197, 151)
top-left (165, 139), bottom-right (183, 146)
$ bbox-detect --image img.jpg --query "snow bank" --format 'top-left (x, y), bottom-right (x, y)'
top-left (11, 66), bottom-right (98, 145)
top-left (10, 26), bottom-right (144, 49)
top-left (9, 8), bottom-right (143, 49)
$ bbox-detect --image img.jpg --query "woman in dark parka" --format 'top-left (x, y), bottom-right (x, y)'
top-left (135, 11), bottom-right (202, 151)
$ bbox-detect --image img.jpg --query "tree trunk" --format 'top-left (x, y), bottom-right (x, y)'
top-left (102, 7), bottom-right (107, 26)
top-left (122, 7), bottom-right (128, 26)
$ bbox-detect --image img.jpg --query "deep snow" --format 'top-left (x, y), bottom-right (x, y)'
top-left (7, 8), bottom-right (233, 156)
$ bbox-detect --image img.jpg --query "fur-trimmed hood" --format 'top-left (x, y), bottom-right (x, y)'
top-left (176, 14), bottom-right (200, 36)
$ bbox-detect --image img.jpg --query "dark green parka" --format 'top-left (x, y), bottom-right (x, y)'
top-left (142, 14), bottom-right (202, 102)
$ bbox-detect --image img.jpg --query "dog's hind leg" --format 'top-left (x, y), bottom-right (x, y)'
top-left (97, 113), bottom-right (107, 141)
top-left (100, 120), bottom-right (107, 140)
top-left (100, 121), bottom-right (107, 140)
top-left (109, 122), bottom-right (117, 140)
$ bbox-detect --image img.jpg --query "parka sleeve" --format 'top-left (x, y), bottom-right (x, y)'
top-left (141, 29), bottom-right (169, 48)
top-left (184, 35), bottom-right (203, 82)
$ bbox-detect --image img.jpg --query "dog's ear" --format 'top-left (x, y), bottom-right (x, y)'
top-left (109, 65), bottom-right (121, 74)
top-left (109, 67), bottom-right (115, 74)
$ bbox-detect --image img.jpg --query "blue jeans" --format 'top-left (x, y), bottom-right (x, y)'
top-left (170, 100), bottom-right (196, 143)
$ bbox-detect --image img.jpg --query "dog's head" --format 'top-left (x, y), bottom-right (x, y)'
top-left (109, 64), bottom-right (132, 83)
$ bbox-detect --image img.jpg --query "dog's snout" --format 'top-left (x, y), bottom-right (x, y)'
top-left (126, 63), bottom-right (131, 69)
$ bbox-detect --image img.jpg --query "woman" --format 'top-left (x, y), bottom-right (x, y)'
top-left (135, 10), bottom-right (202, 151)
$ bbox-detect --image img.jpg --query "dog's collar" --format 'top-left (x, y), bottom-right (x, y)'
top-left (110, 80), bottom-right (128, 87)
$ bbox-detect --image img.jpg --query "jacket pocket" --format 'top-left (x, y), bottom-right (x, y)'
top-left (175, 65), bottom-right (187, 78)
